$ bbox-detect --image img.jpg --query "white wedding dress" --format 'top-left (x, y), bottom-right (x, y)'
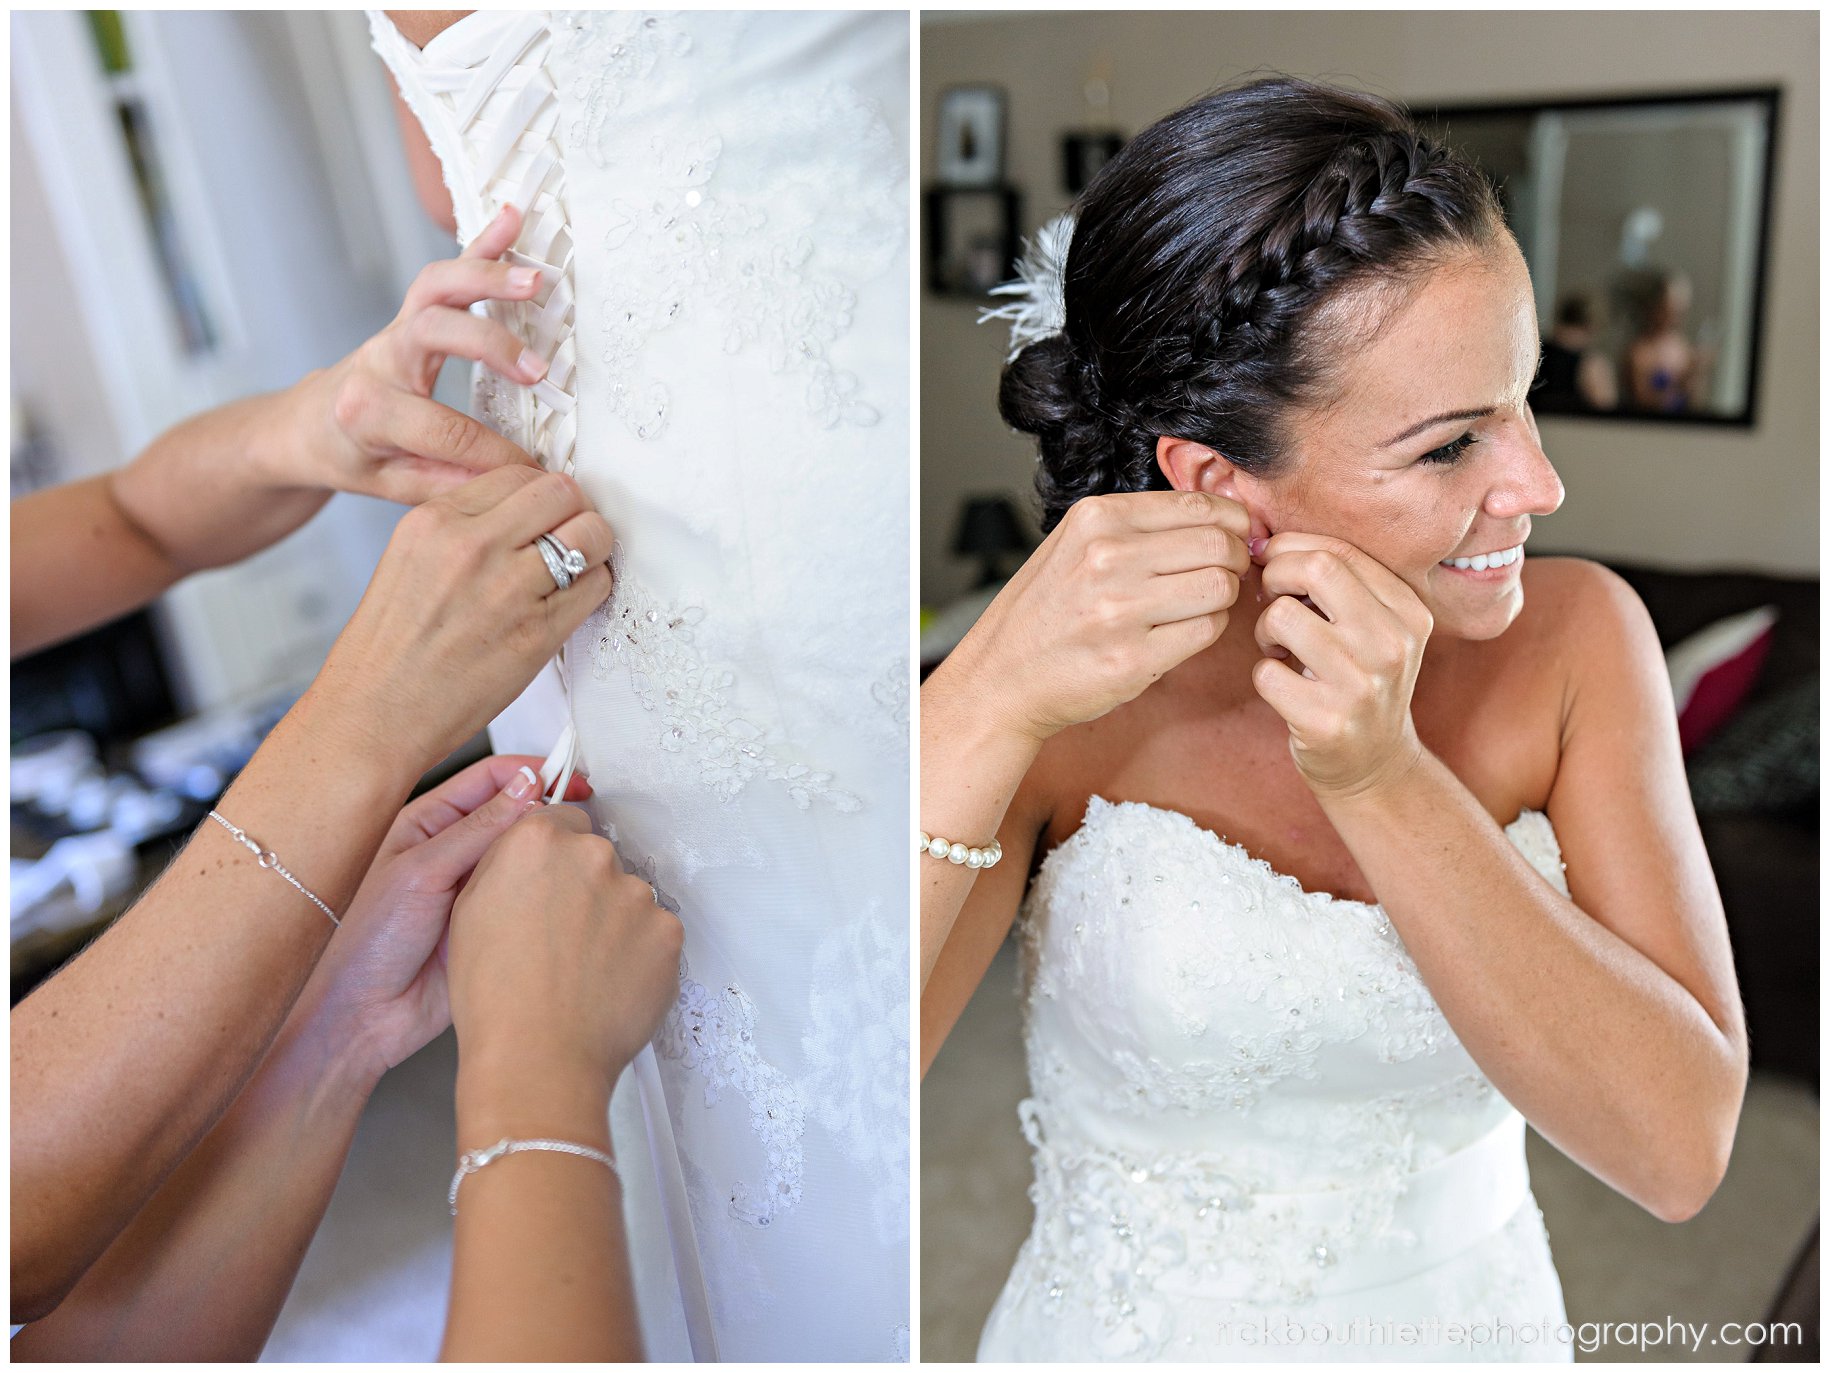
top-left (979, 797), bottom-right (1571, 1362)
top-left (368, 11), bottom-right (908, 1362)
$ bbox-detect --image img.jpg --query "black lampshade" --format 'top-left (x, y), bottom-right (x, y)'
top-left (953, 495), bottom-right (1027, 558)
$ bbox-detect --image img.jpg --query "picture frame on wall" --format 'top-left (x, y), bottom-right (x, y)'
top-left (925, 185), bottom-right (1021, 297)
top-left (936, 84), bottom-right (1006, 186)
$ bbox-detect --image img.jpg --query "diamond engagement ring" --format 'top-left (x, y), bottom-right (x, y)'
top-left (534, 532), bottom-right (588, 591)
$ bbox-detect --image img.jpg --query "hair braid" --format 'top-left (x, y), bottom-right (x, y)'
top-left (999, 78), bottom-right (1504, 532)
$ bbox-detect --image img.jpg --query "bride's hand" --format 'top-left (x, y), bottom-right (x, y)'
top-left (279, 202), bottom-right (549, 507)
top-left (306, 464), bottom-right (615, 776)
top-left (1251, 532), bottom-right (1433, 799)
top-left (447, 807), bottom-right (684, 1119)
top-left (949, 490), bottom-right (1251, 744)
top-left (292, 755), bottom-right (594, 1079)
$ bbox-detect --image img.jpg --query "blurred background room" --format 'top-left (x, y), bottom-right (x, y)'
top-left (12, 10), bottom-right (484, 1357)
top-left (920, 8), bottom-right (1817, 1362)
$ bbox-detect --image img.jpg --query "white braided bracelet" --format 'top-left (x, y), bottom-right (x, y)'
top-left (449, 1137), bottom-right (619, 1215)
top-left (919, 830), bottom-right (1003, 870)
top-left (205, 810), bottom-right (339, 927)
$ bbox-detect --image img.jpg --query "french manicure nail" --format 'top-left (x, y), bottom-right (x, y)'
top-left (1248, 536), bottom-right (1267, 560)
top-left (506, 765), bottom-right (539, 802)
top-left (509, 266), bottom-right (540, 291)
top-left (517, 348), bottom-right (549, 382)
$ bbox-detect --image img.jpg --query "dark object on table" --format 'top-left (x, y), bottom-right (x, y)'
top-left (953, 495), bottom-right (1031, 588)
top-left (1599, 558), bottom-right (1818, 1089)
top-left (1062, 130), bottom-right (1124, 193)
top-left (11, 607), bottom-right (179, 747)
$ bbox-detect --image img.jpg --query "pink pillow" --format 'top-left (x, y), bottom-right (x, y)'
top-left (1665, 605), bottom-right (1778, 755)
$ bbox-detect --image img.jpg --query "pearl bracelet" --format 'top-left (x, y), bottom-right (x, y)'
top-left (919, 830), bottom-right (1003, 870)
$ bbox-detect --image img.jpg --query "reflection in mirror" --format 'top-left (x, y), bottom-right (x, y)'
top-left (1424, 90), bottom-right (1779, 426)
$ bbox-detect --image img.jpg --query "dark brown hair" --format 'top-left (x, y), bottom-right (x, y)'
top-left (1001, 77), bottom-right (1506, 532)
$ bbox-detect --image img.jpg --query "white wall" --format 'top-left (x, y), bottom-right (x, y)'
top-left (920, 10), bottom-right (1820, 603)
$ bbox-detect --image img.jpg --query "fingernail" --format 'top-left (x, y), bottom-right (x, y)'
top-left (1248, 537), bottom-right (1267, 560)
top-left (506, 765), bottom-right (539, 802)
top-left (517, 348), bottom-right (549, 381)
top-left (509, 266), bottom-right (540, 291)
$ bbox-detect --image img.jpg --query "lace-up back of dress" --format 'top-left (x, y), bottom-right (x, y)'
top-left (1016, 796), bottom-right (1570, 1182)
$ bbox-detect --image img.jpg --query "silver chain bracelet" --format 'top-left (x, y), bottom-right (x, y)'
top-left (449, 1137), bottom-right (620, 1215)
top-left (204, 810), bottom-right (339, 928)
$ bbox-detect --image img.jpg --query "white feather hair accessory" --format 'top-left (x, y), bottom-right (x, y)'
top-left (979, 211), bottom-right (1076, 362)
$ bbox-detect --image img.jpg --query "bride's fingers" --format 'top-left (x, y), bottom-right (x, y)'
top-left (1260, 548), bottom-right (1385, 629)
top-left (1141, 611), bottom-right (1227, 678)
top-left (1250, 651), bottom-right (1318, 717)
top-left (1140, 522), bottom-right (1251, 578)
top-left (1254, 593), bottom-right (1351, 679)
top-left (1143, 565), bottom-right (1240, 626)
top-left (399, 305), bottom-right (546, 387)
top-left (1260, 532), bottom-right (1416, 620)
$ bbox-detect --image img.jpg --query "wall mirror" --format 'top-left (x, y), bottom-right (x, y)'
top-left (1422, 89), bottom-right (1779, 426)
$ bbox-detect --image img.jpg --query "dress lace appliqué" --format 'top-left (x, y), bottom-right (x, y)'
top-left (591, 548), bottom-right (862, 812)
top-left (801, 901), bottom-right (910, 1243)
top-left (552, 11), bottom-right (895, 440)
top-left (657, 955), bottom-right (807, 1229)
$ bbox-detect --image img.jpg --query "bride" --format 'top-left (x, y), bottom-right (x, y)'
top-left (369, 9), bottom-right (909, 1361)
top-left (920, 77), bottom-right (1747, 1362)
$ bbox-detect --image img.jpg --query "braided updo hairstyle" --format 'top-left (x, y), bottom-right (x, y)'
top-left (1002, 77), bottom-right (1506, 532)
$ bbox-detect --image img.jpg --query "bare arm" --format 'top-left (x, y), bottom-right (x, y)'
top-left (918, 650), bottom-right (1044, 991)
top-left (10, 757), bottom-right (580, 1359)
top-left (919, 722), bottom-right (1045, 1077)
top-left (11, 466), bottom-right (614, 1320)
top-left (379, 11), bottom-right (468, 235)
top-left (444, 1071), bottom-right (637, 1361)
top-left (10, 1001), bottom-right (381, 1358)
top-left (437, 807), bottom-right (681, 1361)
top-left (12, 209), bottom-right (549, 660)
top-left (10, 396), bottom-right (323, 659)
top-left (919, 491), bottom-right (1247, 990)
top-left (9, 698), bottom-right (405, 1320)
top-left (1316, 560), bottom-right (1746, 1223)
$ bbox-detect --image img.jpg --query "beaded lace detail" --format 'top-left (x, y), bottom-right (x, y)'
top-left (986, 797), bottom-right (1572, 1360)
top-left (656, 954), bottom-right (807, 1229)
top-left (549, 11), bottom-right (895, 441)
top-left (588, 546), bottom-right (862, 812)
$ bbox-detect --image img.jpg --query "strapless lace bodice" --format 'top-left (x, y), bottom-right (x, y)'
top-left (980, 798), bottom-right (1572, 1362)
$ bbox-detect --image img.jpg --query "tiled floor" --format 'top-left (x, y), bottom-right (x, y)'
top-left (921, 942), bottom-right (1820, 1363)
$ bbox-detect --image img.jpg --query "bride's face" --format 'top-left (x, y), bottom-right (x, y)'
top-left (1239, 235), bottom-right (1564, 642)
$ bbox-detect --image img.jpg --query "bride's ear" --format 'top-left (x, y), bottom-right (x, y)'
top-left (1157, 437), bottom-right (1273, 545)
top-left (1157, 436), bottom-right (1249, 504)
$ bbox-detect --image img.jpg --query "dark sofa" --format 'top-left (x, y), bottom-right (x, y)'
top-left (1598, 558), bottom-right (1819, 1091)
